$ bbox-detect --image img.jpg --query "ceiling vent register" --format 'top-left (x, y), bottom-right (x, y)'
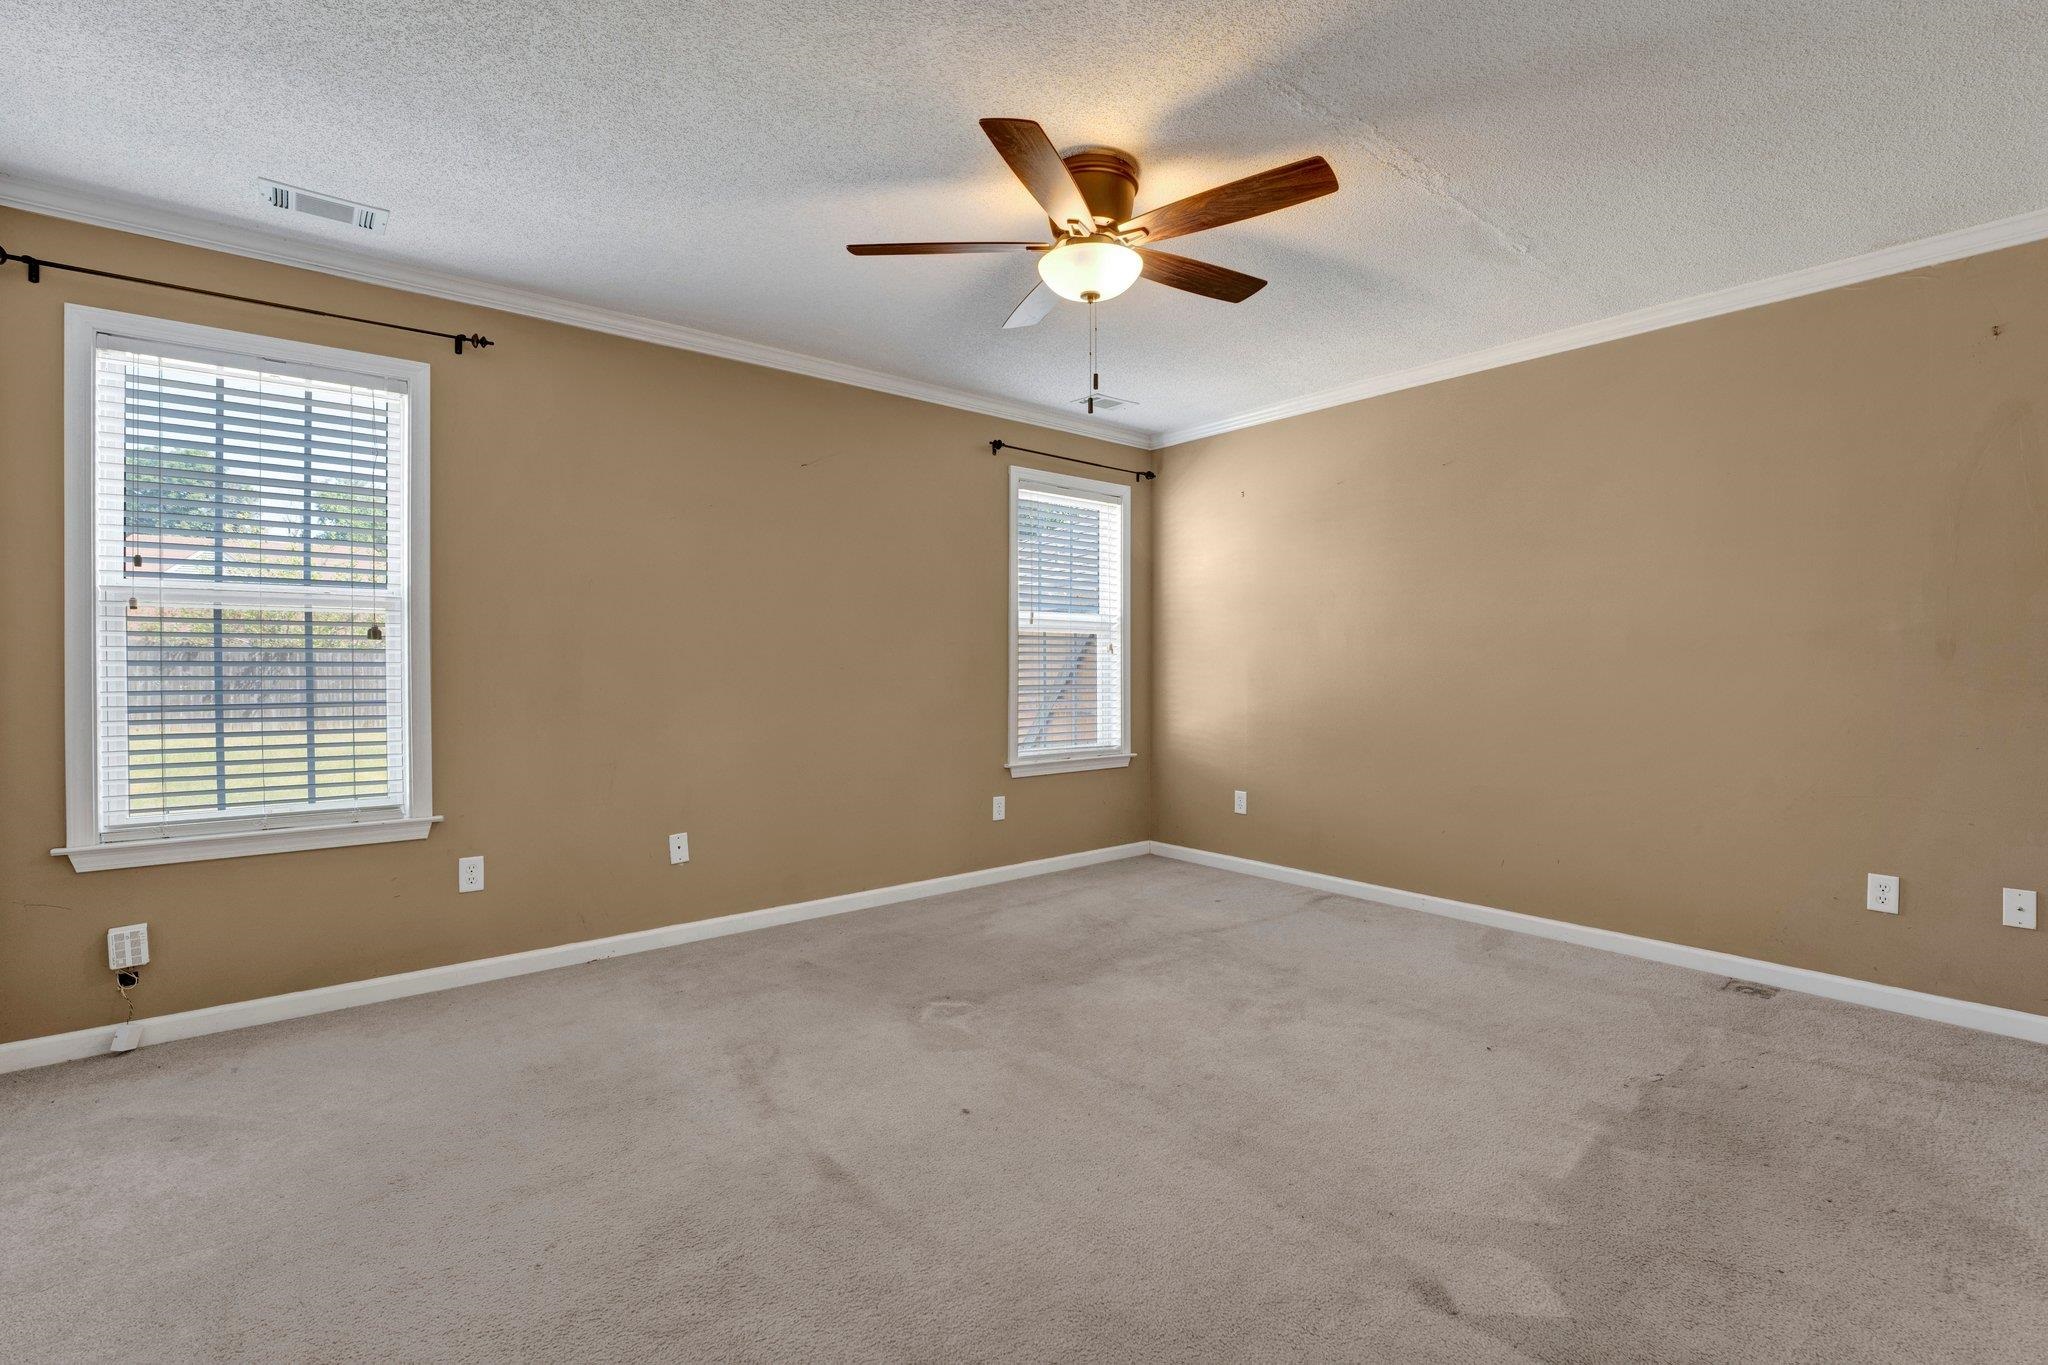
top-left (259, 179), bottom-right (387, 232)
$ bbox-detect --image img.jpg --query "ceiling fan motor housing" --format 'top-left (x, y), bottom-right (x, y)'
top-left (1060, 147), bottom-right (1141, 230)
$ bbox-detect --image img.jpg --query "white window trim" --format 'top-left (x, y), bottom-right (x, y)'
top-left (53, 305), bottom-right (437, 871)
top-left (1007, 464), bottom-right (1133, 778)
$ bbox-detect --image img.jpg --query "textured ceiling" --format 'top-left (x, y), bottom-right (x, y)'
top-left (4, 2), bottom-right (2048, 441)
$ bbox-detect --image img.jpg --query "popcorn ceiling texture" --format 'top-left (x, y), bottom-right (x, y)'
top-left (3, 2), bottom-right (2047, 437)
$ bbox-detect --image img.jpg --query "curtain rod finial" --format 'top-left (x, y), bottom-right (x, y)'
top-left (1, 248), bottom-right (41, 284)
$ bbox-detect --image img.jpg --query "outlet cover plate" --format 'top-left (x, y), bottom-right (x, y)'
top-left (992, 796), bottom-right (1006, 821)
top-left (2004, 888), bottom-right (2037, 929)
top-left (458, 856), bottom-right (485, 893)
top-left (1233, 790), bottom-right (1248, 815)
top-left (1866, 873), bottom-right (1899, 914)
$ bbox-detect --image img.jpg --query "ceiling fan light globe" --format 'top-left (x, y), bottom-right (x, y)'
top-left (1037, 239), bottom-right (1143, 303)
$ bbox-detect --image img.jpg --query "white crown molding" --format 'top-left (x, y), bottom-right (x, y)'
top-left (1150, 843), bottom-right (2048, 1045)
top-left (1154, 204), bottom-right (2048, 449)
top-left (0, 841), bottom-right (1152, 1073)
top-left (0, 175), bottom-right (1151, 450)
top-left (14, 175), bottom-right (2048, 456)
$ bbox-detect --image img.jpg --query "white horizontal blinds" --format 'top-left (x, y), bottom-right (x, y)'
top-left (1015, 479), bottom-right (1125, 757)
top-left (92, 337), bottom-right (409, 837)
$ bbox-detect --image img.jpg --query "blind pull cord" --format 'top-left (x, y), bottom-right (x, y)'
top-left (1, 245), bottom-right (494, 355)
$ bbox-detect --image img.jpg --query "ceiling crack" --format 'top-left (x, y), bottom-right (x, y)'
top-left (1271, 79), bottom-right (1588, 299)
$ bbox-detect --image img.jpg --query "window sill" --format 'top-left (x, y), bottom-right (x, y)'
top-left (1007, 752), bottom-right (1134, 778)
top-left (54, 815), bottom-right (441, 872)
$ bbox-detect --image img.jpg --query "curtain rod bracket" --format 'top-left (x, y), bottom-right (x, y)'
top-left (990, 438), bottom-right (1154, 482)
top-left (2, 248), bottom-right (43, 283)
top-left (1, 243), bottom-right (492, 354)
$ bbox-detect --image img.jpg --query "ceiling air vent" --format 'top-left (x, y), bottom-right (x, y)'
top-left (258, 179), bottom-right (388, 232)
top-left (1070, 392), bottom-right (1136, 412)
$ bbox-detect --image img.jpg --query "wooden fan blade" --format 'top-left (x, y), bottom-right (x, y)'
top-left (847, 242), bottom-right (1048, 255)
top-left (1136, 249), bottom-right (1266, 302)
top-left (979, 118), bottom-right (1093, 233)
top-left (1002, 280), bottom-right (1058, 329)
top-left (1118, 156), bottom-right (1338, 244)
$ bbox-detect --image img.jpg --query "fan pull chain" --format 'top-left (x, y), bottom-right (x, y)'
top-left (1086, 297), bottom-right (1099, 414)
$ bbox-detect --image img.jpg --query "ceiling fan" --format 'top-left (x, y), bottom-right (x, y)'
top-left (848, 119), bottom-right (1339, 328)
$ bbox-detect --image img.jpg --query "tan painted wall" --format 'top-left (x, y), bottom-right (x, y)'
top-left (1155, 238), bottom-right (2048, 1016)
top-left (0, 207), bottom-right (1153, 1044)
top-left (10, 201), bottom-right (2043, 1044)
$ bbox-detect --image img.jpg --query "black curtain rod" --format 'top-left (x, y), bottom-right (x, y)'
top-left (0, 245), bottom-right (494, 355)
top-left (990, 439), bottom-right (1154, 482)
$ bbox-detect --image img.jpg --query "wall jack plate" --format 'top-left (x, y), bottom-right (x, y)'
top-left (107, 923), bottom-right (149, 970)
top-left (2003, 888), bottom-right (2037, 930)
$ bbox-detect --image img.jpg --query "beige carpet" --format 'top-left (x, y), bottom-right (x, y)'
top-left (4, 855), bottom-right (2045, 1363)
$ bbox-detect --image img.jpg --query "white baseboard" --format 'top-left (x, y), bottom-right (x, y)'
top-left (1148, 842), bottom-right (2048, 1046)
top-left (15, 839), bottom-right (2037, 1074)
top-left (0, 842), bottom-right (1152, 1075)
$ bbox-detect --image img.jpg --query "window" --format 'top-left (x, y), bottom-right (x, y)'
top-left (57, 307), bottom-right (434, 870)
top-left (1009, 466), bottom-right (1131, 776)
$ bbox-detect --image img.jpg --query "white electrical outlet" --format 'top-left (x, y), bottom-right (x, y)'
top-left (1233, 790), bottom-right (1248, 815)
top-left (1866, 873), bottom-right (1899, 914)
top-left (2003, 888), bottom-right (2037, 930)
top-left (458, 856), bottom-right (485, 893)
top-left (668, 832), bottom-right (690, 864)
top-left (106, 923), bottom-right (149, 970)
top-left (992, 796), bottom-right (1006, 821)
